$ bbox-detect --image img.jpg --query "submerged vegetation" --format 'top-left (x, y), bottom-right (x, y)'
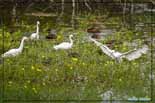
top-left (0, 1), bottom-right (155, 102)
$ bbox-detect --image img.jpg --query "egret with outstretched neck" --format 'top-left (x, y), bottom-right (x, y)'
top-left (30, 21), bottom-right (40, 40)
top-left (53, 35), bottom-right (73, 50)
top-left (1, 37), bottom-right (28, 58)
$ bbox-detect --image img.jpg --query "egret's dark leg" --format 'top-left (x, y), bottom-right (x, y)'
top-left (40, 39), bottom-right (44, 48)
top-left (30, 40), bottom-right (34, 47)
top-left (34, 41), bottom-right (39, 47)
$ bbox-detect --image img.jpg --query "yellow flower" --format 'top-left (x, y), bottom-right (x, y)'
top-left (72, 57), bottom-right (78, 62)
top-left (31, 66), bottom-right (35, 70)
top-left (22, 68), bottom-right (25, 71)
top-left (7, 59), bottom-right (10, 62)
top-left (133, 62), bottom-right (137, 66)
top-left (27, 80), bottom-right (30, 84)
top-left (57, 35), bottom-right (62, 40)
top-left (70, 66), bottom-right (73, 70)
top-left (32, 87), bottom-right (37, 93)
top-left (119, 78), bottom-right (122, 82)
top-left (104, 63), bottom-right (107, 66)
top-left (42, 55), bottom-right (45, 58)
top-left (110, 61), bottom-right (114, 65)
top-left (122, 46), bottom-right (127, 51)
top-left (82, 62), bottom-right (86, 65)
top-left (55, 69), bottom-right (58, 72)
top-left (24, 85), bottom-right (27, 89)
top-left (42, 82), bottom-right (46, 86)
top-left (8, 81), bottom-right (12, 84)
top-left (106, 61), bottom-right (109, 65)
top-left (106, 61), bottom-right (113, 65)
top-left (36, 68), bottom-right (42, 72)
top-left (25, 46), bottom-right (29, 49)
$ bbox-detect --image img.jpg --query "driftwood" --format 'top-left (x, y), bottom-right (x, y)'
top-left (25, 12), bottom-right (57, 17)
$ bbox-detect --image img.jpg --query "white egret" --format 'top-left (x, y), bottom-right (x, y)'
top-left (89, 37), bottom-right (149, 62)
top-left (53, 35), bottom-right (73, 50)
top-left (1, 37), bottom-right (28, 58)
top-left (30, 21), bottom-right (40, 40)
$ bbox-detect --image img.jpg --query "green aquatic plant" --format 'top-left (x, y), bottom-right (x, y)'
top-left (0, 13), bottom-right (154, 101)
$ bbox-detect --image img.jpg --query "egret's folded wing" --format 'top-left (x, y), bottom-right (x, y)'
top-left (124, 45), bottom-right (149, 61)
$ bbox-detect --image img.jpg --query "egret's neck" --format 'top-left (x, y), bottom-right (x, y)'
top-left (69, 36), bottom-right (73, 45)
top-left (18, 38), bottom-right (25, 51)
top-left (36, 24), bottom-right (39, 34)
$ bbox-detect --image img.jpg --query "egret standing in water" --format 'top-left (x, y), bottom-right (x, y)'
top-left (30, 21), bottom-right (40, 40)
top-left (53, 35), bottom-right (73, 50)
top-left (1, 37), bottom-right (28, 58)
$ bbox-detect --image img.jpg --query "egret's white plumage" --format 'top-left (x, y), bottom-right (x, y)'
top-left (89, 37), bottom-right (149, 62)
top-left (30, 21), bottom-right (40, 40)
top-left (53, 35), bottom-right (73, 50)
top-left (1, 37), bottom-right (28, 58)
top-left (124, 45), bottom-right (149, 61)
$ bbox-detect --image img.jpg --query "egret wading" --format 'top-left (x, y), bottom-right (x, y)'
top-left (53, 35), bottom-right (73, 50)
top-left (1, 37), bottom-right (28, 58)
top-left (30, 21), bottom-right (40, 40)
top-left (30, 21), bottom-right (40, 46)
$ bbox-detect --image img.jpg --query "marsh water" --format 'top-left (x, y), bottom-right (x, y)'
top-left (0, 2), bottom-right (155, 102)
